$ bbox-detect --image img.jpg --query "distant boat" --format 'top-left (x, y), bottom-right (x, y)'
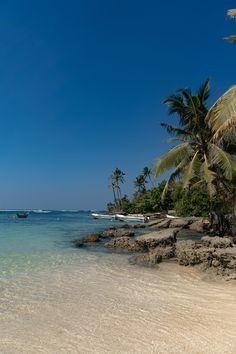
top-left (17, 212), bottom-right (29, 219)
top-left (91, 213), bottom-right (117, 220)
top-left (115, 214), bottom-right (147, 223)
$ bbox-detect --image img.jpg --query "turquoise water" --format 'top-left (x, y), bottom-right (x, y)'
top-left (0, 210), bottom-right (116, 279)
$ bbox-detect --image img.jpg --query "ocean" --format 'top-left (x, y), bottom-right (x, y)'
top-left (0, 210), bottom-right (236, 354)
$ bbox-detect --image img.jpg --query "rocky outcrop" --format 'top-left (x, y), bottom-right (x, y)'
top-left (135, 228), bottom-right (180, 250)
top-left (104, 237), bottom-right (143, 252)
top-left (188, 219), bottom-right (205, 233)
top-left (175, 240), bottom-right (212, 266)
top-left (168, 218), bottom-right (190, 229)
top-left (130, 246), bottom-right (175, 266)
top-left (155, 219), bottom-right (171, 229)
top-left (73, 233), bottom-right (101, 247)
top-left (175, 237), bottom-right (236, 280)
top-left (201, 236), bottom-right (233, 248)
top-left (101, 228), bottom-right (134, 238)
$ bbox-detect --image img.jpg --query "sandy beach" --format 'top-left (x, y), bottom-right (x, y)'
top-left (1, 249), bottom-right (236, 354)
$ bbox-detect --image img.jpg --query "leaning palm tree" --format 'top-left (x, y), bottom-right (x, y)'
top-left (155, 80), bottom-right (236, 216)
top-left (226, 9), bottom-right (236, 43)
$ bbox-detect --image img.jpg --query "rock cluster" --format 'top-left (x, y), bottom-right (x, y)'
top-left (72, 216), bottom-right (236, 280)
top-left (148, 216), bottom-right (209, 233)
top-left (176, 238), bottom-right (236, 280)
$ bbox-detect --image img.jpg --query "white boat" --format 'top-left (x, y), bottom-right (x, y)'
top-left (91, 213), bottom-right (116, 220)
top-left (166, 214), bottom-right (179, 219)
top-left (115, 214), bottom-right (147, 223)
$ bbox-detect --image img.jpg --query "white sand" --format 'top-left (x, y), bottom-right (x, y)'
top-left (0, 252), bottom-right (236, 354)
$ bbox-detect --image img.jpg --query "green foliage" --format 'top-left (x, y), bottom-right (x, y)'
top-left (174, 188), bottom-right (211, 217)
top-left (121, 181), bottom-right (174, 214)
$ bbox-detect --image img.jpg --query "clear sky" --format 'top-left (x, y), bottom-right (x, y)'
top-left (0, 0), bottom-right (235, 210)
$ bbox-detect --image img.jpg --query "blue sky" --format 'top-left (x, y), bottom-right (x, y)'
top-left (0, 0), bottom-right (235, 210)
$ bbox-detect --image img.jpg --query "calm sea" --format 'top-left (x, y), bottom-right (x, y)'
top-left (0, 210), bottom-right (115, 279)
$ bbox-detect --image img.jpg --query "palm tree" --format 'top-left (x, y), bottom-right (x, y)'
top-left (109, 168), bottom-right (125, 205)
top-left (206, 85), bottom-right (236, 232)
top-left (154, 80), bottom-right (236, 217)
top-left (108, 181), bottom-right (118, 207)
top-left (226, 9), bottom-right (236, 43)
top-left (143, 167), bottom-right (155, 187)
top-left (134, 174), bottom-right (148, 193)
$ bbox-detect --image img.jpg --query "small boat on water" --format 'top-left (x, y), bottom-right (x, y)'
top-left (17, 212), bottom-right (29, 219)
top-left (91, 213), bottom-right (116, 220)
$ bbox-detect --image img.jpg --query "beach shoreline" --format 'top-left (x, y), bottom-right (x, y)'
top-left (1, 251), bottom-right (236, 354)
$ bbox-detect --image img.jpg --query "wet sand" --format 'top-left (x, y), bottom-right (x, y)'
top-left (0, 251), bottom-right (236, 354)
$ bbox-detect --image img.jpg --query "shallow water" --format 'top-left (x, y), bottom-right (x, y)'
top-left (0, 211), bottom-right (236, 353)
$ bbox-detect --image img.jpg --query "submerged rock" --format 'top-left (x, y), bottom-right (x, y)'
top-left (72, 233), bottom-right (101, 247)
top-left (132, 224), bottom-right (146, 229)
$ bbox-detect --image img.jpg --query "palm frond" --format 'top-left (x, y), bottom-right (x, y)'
top-left (206, 85), bottom-right (236, 139)
top-left (212, 113), bottom-right (236, 141)
top-left (209, 144), bottom-right (236, 180)
top-left (165, 137), bottom-right (188, 144)
top-left (182, 151), bottom-right (201, 189)
top-left (155, 142), bottom-right (191, 178)
top-left (197, 78), bottom-right (210, 104)
top-left (160, 122), bottom-right (191, 137)
top-left (161, 156), bottom-right (189, 201)
top-left (201, 155), bottom-right (216, 197)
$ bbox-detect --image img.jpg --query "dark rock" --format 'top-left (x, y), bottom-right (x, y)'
top-left (104, 237), bottom-right (143, 252)
top-left (82, 233), bottom-right (101, 242)
top-left (101, 229), bottom-right (117, 238)
top-left (132, 224), bottom-right (146, 229)
top-left (121, 224), bottom-right (131, 229)
top-left (72, 233), bottom-right (101, 247)
top-left (135, 228), bottom-right (180, 250)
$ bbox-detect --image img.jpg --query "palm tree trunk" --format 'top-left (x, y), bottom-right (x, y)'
top-left (232, 189), bottom-right (236, 241)
top-left (112, 187), bottom-right (117, 206)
